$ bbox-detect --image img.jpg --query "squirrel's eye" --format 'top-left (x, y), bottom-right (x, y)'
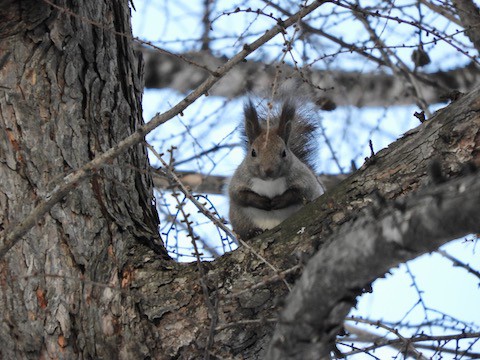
top-left (251, 149), bottom-right (257, 157)
top-left (282, 150), bottom-right (287, 157)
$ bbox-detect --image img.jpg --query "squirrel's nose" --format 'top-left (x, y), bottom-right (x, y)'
top-left (264, 168), bottom-right (274, 177)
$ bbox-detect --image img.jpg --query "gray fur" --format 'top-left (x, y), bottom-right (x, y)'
top-left (228, 100), bottom-right (324, 240)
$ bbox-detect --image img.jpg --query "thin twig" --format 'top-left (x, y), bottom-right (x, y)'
top-left (226, 264), bottom-right (301, 299)
top-left (437, 248), bottom-right (480, 280)
top-left (341, 317), bottom-right (480, 358)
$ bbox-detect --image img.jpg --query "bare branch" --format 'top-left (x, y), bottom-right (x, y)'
top-left (341, 321), bottom-right (428, 359)
top-left (437, 248), bottom-right (480, 281)
top-left (267, 170), bottom-right (480, 359)
top-left (453, 0), bottom-right (480, 53)
top-left (341, 319), bottom-right (480, 358)
top-left (151, 168), bottom-right (347, 195)
top-left (419, 0), bottom-right (462, 26)
top-left (141, 46), bottom-right (480, 107)
top-left (201, 0), bottom-right (214, 51)
top-left (354, 8), bottom-right (432, 116)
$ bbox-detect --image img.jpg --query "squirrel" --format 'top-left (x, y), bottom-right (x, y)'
top-left (228, 98), bottom-right (324, 240)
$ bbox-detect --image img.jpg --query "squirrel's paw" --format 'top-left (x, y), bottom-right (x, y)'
top-left (246, 227), bottom-right (265, 239)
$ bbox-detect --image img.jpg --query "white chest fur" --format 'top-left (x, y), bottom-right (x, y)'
top-left (247, 177), bottom-right (300, 230)
top-left (250, 177), bottom-right (287, 198)
top-left (246, 205), bottom-right (302, 230)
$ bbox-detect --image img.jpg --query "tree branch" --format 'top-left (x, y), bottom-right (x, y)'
top-left (453, 0), bottom-right (480, 53)
top-left (140, 46), bottom-right (480, 107)
top-left (419, 0), bottom-right (462, 26)
top-left (266, 170), bottom-right (480, 359)
top-left (151, 168), bottom-right (347, 195)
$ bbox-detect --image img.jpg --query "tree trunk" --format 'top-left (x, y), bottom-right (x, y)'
top-left (0, 1), bottom-right (164, 358)
top-left (1, 1), bottom-right (479, 359)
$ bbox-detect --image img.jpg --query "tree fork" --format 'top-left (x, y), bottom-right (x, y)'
top-left (132, 88), bottom-right (480, 358)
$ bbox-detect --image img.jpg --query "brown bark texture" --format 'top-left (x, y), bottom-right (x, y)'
top-left (0, 0), bottom-right (163, 358)
top-left (0, 1), bottom-right (479, 360)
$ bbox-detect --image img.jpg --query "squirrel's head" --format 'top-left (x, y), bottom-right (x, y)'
top-left (244, 101), bottom-right (295, 180)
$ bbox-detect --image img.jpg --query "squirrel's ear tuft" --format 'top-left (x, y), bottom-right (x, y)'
top-left (278, 102), bottom-right (295, 143)
top-left (280, 101), bottom-right (296, 123)
top-left (244, 100), bottom-right (261, 141)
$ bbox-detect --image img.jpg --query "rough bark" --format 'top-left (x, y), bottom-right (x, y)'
top-left (266, 170), bottom-right (480, 359)
top-left (0, 1), bottom-right (479, 360)
top-left (0, 0), bottom-right (163, 358)
top-left (140, 46), bottom-right (480, 108)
